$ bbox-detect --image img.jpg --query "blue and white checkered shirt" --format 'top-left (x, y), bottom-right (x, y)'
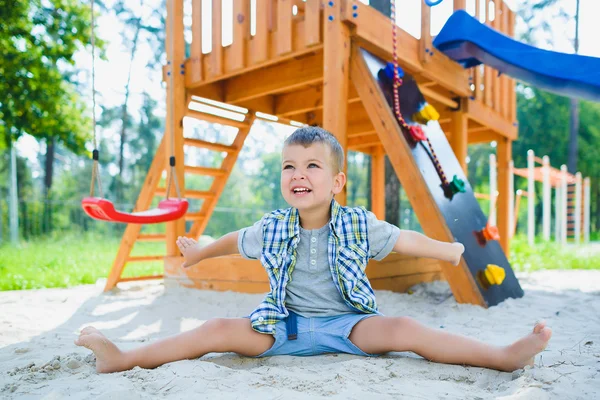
top-left (250, 199), bottom-right (379, 334)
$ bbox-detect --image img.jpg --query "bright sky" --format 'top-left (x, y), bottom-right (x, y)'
top-left (17, 0), bottom-right (600, 178)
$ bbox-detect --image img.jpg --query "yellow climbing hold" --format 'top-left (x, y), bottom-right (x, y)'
top-left (484, 264), bottom-right (505, 286)
top-left (412, 103), bottom-right (440, 124)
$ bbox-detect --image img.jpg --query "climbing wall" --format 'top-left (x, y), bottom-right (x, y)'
top-left (356, 48), bottom-right (523, 307)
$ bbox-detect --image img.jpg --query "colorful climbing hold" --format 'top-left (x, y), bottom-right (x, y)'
top-left (477, 264), bottom-right (506, 289)
top-left (383, 62), bottom-right (404, 81)
top-left (411, 102), bottom-right (440, 124)
top-left (482, 223), bottom-right (500, 241)
top-left (408, 125), bottom-right (427, 142)
top-left (448, 175), bottom-right (466, 194)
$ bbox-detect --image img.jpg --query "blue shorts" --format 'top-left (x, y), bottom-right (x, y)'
top-left (253, 312), bottom-right (382, 358)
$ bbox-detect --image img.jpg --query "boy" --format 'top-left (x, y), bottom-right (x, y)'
top-left (76, 126), bottom-right (551, 373)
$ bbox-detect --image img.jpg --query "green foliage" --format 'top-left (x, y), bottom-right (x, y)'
top-left (0, 0), bottom-right (102, 152)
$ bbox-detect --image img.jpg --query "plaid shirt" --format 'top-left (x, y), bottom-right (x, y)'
top-left (250, 199), bottom-right (379, 334)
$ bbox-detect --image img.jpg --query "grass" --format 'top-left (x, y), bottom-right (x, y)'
top-left (0, 232), bottom-right (598, 291)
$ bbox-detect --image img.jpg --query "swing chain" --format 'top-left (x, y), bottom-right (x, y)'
top-left (89, 0), bottom-right (103, 198)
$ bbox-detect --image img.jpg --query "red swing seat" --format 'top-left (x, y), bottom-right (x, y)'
top-left (81, 197), bottom-right (189, 224)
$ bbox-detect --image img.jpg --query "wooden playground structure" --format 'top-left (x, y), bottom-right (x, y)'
top-left (104, 0), bottom-right (523, 307)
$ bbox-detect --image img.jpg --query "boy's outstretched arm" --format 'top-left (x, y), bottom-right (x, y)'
top-left (392, 230), bottom-right (464, 266)
top-left (177, 231), bottom-right (240, 268)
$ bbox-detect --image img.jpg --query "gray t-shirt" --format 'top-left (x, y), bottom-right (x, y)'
top-left (237, 211), bottom-right (401, 317)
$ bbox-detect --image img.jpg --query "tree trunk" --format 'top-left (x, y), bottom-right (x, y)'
top-left (43, 136), bottom-right (56, 233)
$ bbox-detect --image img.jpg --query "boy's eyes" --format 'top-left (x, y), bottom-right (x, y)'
top-left (283, 163), bottom-right (319, 169)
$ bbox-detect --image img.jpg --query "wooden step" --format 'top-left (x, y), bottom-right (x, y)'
top-left (185, 109), bottom-right (249, 129)
top-left (154, 188), bottom-right (214, 199)
top-left (138, 234), bottom-right (167, 242)
top-left (127, 255), bottom-right (164, 263)
top-left (184, 165), bottom-right (227, 177)
top-left (185, 212), bottom-right (206, 221)
top-left (184, 138), bottom-right (238, 153)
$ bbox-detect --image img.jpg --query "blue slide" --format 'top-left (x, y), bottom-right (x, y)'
top-left (433, 10), bottom-right (600, 102)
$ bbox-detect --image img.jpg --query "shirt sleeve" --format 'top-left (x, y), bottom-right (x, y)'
top-left (237, 217), bottom-right (265, 260)
top-left (366, 211), bottom-right (401, 261)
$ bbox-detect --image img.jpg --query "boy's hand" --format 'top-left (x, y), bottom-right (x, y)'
top-left (176, 237), bottom-right (203, 268)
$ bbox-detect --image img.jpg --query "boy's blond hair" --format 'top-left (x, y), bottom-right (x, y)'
top-left (283, 126), bottom-right (344, 173)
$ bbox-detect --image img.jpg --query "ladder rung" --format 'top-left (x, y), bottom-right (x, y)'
top-left (119, 274), bottom-right (164, 283)
top-left (184, 138), bottom-right (238, 153)
top-left (127, 255), bottom-right (164, 263)
top-left (185, 212), bottom-right (206, 221)
top-left (186, 190), bottom-right (214, 199)
top-left (138, 234), bottom-right (166, 242)
top-left (184, 165), bottom-right (227, 176)
top-left (185, 109), bottom-right (248, 129)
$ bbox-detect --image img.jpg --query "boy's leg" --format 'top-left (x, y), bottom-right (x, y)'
top-left (75, 318), bottom-right (274, 373)
top-left (348, 316), bottom-right (551, 372)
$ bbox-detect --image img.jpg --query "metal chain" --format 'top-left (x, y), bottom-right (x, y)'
top-left (90, 0), bottom-right (103, 197)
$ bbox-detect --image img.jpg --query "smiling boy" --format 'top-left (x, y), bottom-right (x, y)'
top-left (76, 126), bottom-right (551, 373)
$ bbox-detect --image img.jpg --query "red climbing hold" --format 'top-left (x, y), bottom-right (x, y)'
top-left (409, 125), bottom-right (427, 142)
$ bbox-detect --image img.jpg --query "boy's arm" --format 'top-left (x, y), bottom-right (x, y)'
top-left (392, 230), bottom-right (464, 266)
top-left (194, 231), bottom-right (240, 261)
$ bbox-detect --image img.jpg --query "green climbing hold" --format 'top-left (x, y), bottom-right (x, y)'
top-left (449, 175), bottom-right (466, 194)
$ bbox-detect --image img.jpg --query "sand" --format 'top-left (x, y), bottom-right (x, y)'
top-left (1, 270), bottom-right (599, 399)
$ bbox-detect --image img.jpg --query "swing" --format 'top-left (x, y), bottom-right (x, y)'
top-left (81, 0), bottom-right (188, 224)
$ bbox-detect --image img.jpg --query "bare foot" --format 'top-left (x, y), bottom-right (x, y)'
top-left (75, 327), bottom-right (128, 373)
top-left (176, 236), bottom-right (203, 268)
top-left (502, 321), bottom-right (552, 372)
top-left (451, 242), bottom-right (465, 265)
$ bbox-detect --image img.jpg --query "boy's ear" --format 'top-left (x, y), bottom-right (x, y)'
top-left (332, 171), bottom-right (346, 195)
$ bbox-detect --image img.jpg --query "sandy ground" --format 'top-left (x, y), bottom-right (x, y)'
top-left (1, 270), bottom-right (599, 400)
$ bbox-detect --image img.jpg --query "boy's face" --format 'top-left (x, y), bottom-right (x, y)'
top-left (281, 143), bottom-right (345, 212)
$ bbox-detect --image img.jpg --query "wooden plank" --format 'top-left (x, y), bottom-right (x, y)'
top-left (454, 0), bottom-right (467, 10)
top-left (184, 165), bottom-right (227, 177)
top-left (277, 0), bottom-right (293, 55)
top-left (484, 0), bottom-right (492, 107)
top-left (189, 0), bottom-right (202, 84)
top-left (275, 84), bottom-right (359, 117)
top-left (224, 51), bottom-right (323, 104)
top-left (496, 137), bottom-right (512, 255)
top-left (500, 1), bottom-right (509, 119)
top-left (323, 1), bottom-right (351, 205)
top-left (184, 108), bottom-right (248, 128)
top-left (492, 0), bottom-right (500, 113)
top-left (508, 7), bottom-right (517, 123)
top-left (342, 1), bottom-right (470, 97)
top-left (226, 0), bottom-right (250, 72)
top-left (138, 234), bottom-right (167, 242)
top-left (165, 0), bottom-right (186, 258)
top-left (304, 0), bottom-right (321, 47)
top-left (347, 133), bottom-right (380, 150)
top-left (369, 272), bottom-right (445, 293)
top-left (209, 0), bottom-right (223, 77)
top-left (420, 0), bottom-right (432, 64)
top-left (350, 45), bottom-right (485, 306)
top-left (120, 275), bottom-right (164, 283)
top-left (465, 98), bottom-right (517, 140)
top-left (371, 145), bottom-right (385, 220)
top-left (250, 0), bottom-right (269, 64)
top-left (419, 86), bottom-right (459, 109)
top-left (128, 255), bottom-right (165, 263)
top-left (183, 137), bottom-right (238, 153)
top-left (104, 137), bottom-right (167, 291)
top-left (450, 108), bottom-right (468, 175)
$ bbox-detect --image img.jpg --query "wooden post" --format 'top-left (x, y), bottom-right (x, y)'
top-left (454, 0), bottom-right (466, 11)
top-left (560, 164), bottom-right (568, 245)
top-left (542, 155), bottom-right (551, 241)
top-left (527, 149), bottom-right (535, 246)
top-left (251, 0), bottom-right (269, 64)
top-left (165, 0), bottom-right (186, 257)
top-left (508, 159), bottom-right (514, 238)
top-left (371, 145), bottom-right (385, 220)
top-left (489, 153), bottom-right (497, 225)
top-left (450, 108), bottom-right (468, 174)
top-left (583, 177), bottom-right (591, 243)
top-left (277, 0), bottom-right (293, 55)
top-left (210, 0), bottom-right (223, 77)
top-left (323, 0), bottom-right (350, 205)
top-left (575, 172), bottom-right (582, 244)
top-left (190, 0), bottom-right (203, 84)
top-left (227, 0), bottom-right (250, 72)
top-left (304, 0), bottom-right (321, 47)
top-left (496, 138), bottom-right (512, 255)
top-left (420, 0), bottom-right (432, 64)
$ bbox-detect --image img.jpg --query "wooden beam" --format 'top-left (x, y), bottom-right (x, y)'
top-left (304, 0), bottom-right (321, 47)
top-left (226, 0), bottom-right (250, 73)
top-left (189, 0), bottom-right (202, 83)
top-left (465, 98), bottom-right (517, 140)
top-left (165, 0), bottom-right (186, 257)
top-left (468, 129), bottom-right (499, 144)
top-left (371, 145), bottom-right (385, 220)
top-left (348, 133), bottom-right (380, 150)
top-left (224, 52), bottom-right (323, 103)
top-left (275, 84), bottom-right (360, 117)
top-left (323, 2), bottom-right (351, 205)
top-left (350, 44), bottom-right (485, 306)
top-left (419, 86), bottom-right (459, 109)
top-left (420, 0), bottom-right (432, 64)
top-left (277, 0), bottom-right (293, 55)
top-left (209, 0), bottom-right (223, 78)
top-left (342, 1), bottom-right (470, 97)
top-left (496, 137), bottom-right (512, 256)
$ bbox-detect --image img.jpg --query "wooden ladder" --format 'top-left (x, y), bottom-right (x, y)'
top-left (103, 108), bottom-right (256, 291)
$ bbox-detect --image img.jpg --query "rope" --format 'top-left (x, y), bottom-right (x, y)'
top-left (89, 0), bottom-right (102, 197)
top-left (390, 0), bottom-right (449, 189)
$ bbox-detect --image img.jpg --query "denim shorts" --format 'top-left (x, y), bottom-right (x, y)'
top-left (253, 311), bottom-right (382, 358)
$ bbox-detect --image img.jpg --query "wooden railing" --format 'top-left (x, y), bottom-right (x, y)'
top-left (420, 0), bottom-right (516, 123)
top-left (186, 0), bottom-right (323, 88)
